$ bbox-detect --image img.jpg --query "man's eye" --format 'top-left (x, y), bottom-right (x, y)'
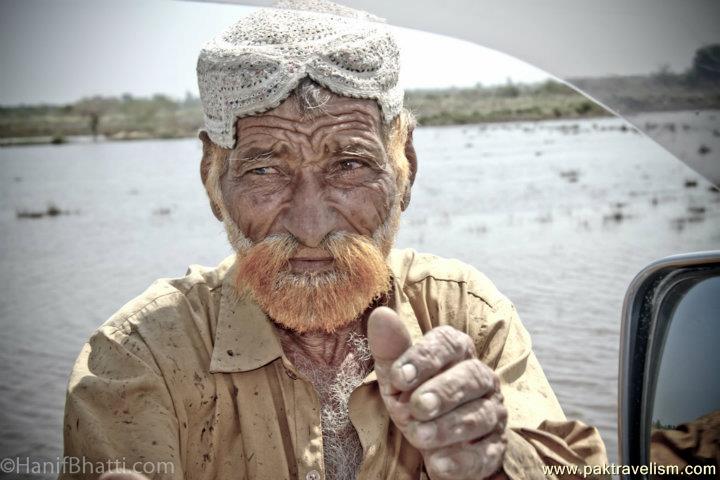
top-left (338, 159), bottom-right (366, 171)
top-left (248, 166), bottom-right (276, 175)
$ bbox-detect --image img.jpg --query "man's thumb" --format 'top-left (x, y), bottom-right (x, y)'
top-left (367, 306), bottom-right (412, 369)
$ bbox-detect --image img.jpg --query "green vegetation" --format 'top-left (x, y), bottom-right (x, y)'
top-left (651, 419), bottom-right (677, 431)
top-left (406, 80), bottom-right (608, 126)
top-left (689, 44), bottom-right (720, 83)
top-left (0, 93), bottom-right (203, 143)
top-left (571, 73), bottom-right (720, 114)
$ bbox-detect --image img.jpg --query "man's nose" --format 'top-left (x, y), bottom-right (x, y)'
top-left (281, 171), bottom-right (338, 248)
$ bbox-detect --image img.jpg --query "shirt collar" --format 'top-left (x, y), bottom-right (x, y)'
top-left (209, 258), bottom-right (284, 373)
top-left (209, 249), bottom-right (424, 374)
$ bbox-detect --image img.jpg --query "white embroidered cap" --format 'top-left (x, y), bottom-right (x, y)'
top-left (196, 2), bottom-right (403, 148)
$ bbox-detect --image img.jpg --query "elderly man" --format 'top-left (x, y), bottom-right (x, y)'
top-left (62, 3), bottom-right (608, 480)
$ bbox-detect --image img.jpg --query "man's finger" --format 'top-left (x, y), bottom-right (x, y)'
top-left (390, 325), bottom-right (476, 392)
top-left (367, 306), bottom-right (412, 395)
top-left (410, 358), bottom-right (499, 421)
top-left (423, 432), bottom-right (507, 480)
top-left (405, 394), bottom-right (507, 450)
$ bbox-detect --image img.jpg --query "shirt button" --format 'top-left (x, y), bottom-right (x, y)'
top-left (306, 470), bottom-right (321, 480)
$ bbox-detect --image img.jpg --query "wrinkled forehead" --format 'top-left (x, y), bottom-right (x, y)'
top-left (232, 91), bottom-right (384, 150)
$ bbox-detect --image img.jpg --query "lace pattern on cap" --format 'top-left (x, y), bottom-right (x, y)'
top-left (196, 2), bottom-right (402, 148)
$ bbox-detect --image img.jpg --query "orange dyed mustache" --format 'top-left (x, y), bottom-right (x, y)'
top-left (235, 232), bottom-right (391, 333)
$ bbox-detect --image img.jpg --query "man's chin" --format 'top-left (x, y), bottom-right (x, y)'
top-left (235, 231), bottom-right (393, 334)
top-left (258, 270), bottom-right (385, 334)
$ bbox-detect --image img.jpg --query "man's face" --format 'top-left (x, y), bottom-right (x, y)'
top-left (217, 91), bottom-right (403, 333)
top-left (220, 92), bottom-right (399, 267)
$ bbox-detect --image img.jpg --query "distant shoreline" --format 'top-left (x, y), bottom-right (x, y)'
top-left (2, 76), bottom-right (717, 147)
top-left (0, 114), bottom-right (620, 148)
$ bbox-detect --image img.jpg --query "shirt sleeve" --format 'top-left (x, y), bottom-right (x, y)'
top-left (477, 296), bottom-right (609, 479)
top-left (61, 320), bottom-right (183, 480)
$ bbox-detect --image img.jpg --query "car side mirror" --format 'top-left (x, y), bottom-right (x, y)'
top-left (619, 252), bottom-right (720, 479)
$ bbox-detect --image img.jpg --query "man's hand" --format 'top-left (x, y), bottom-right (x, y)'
top-left (367, 307), bottom-right (508, 480)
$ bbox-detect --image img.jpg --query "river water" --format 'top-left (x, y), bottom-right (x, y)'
top-left (1, 114), bottom-right (718, 476)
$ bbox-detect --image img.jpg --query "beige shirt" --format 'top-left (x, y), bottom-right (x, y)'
top-left (62, 248), bottom-right (608, 479)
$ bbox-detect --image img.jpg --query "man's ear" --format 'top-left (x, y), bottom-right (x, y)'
top-left (401, 125), bottom-right (417, 211)
top-left (199, 130), bottom-right (224, 222)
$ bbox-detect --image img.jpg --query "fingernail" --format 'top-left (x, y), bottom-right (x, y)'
top-left (434, 457), bottom-right (456, 474)
top-left (400, 363), bottom-right (417, 383)
top-left (419, 392), bottom-right (440, 414)
top-left (415, 422), bottom-right (436, 442)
